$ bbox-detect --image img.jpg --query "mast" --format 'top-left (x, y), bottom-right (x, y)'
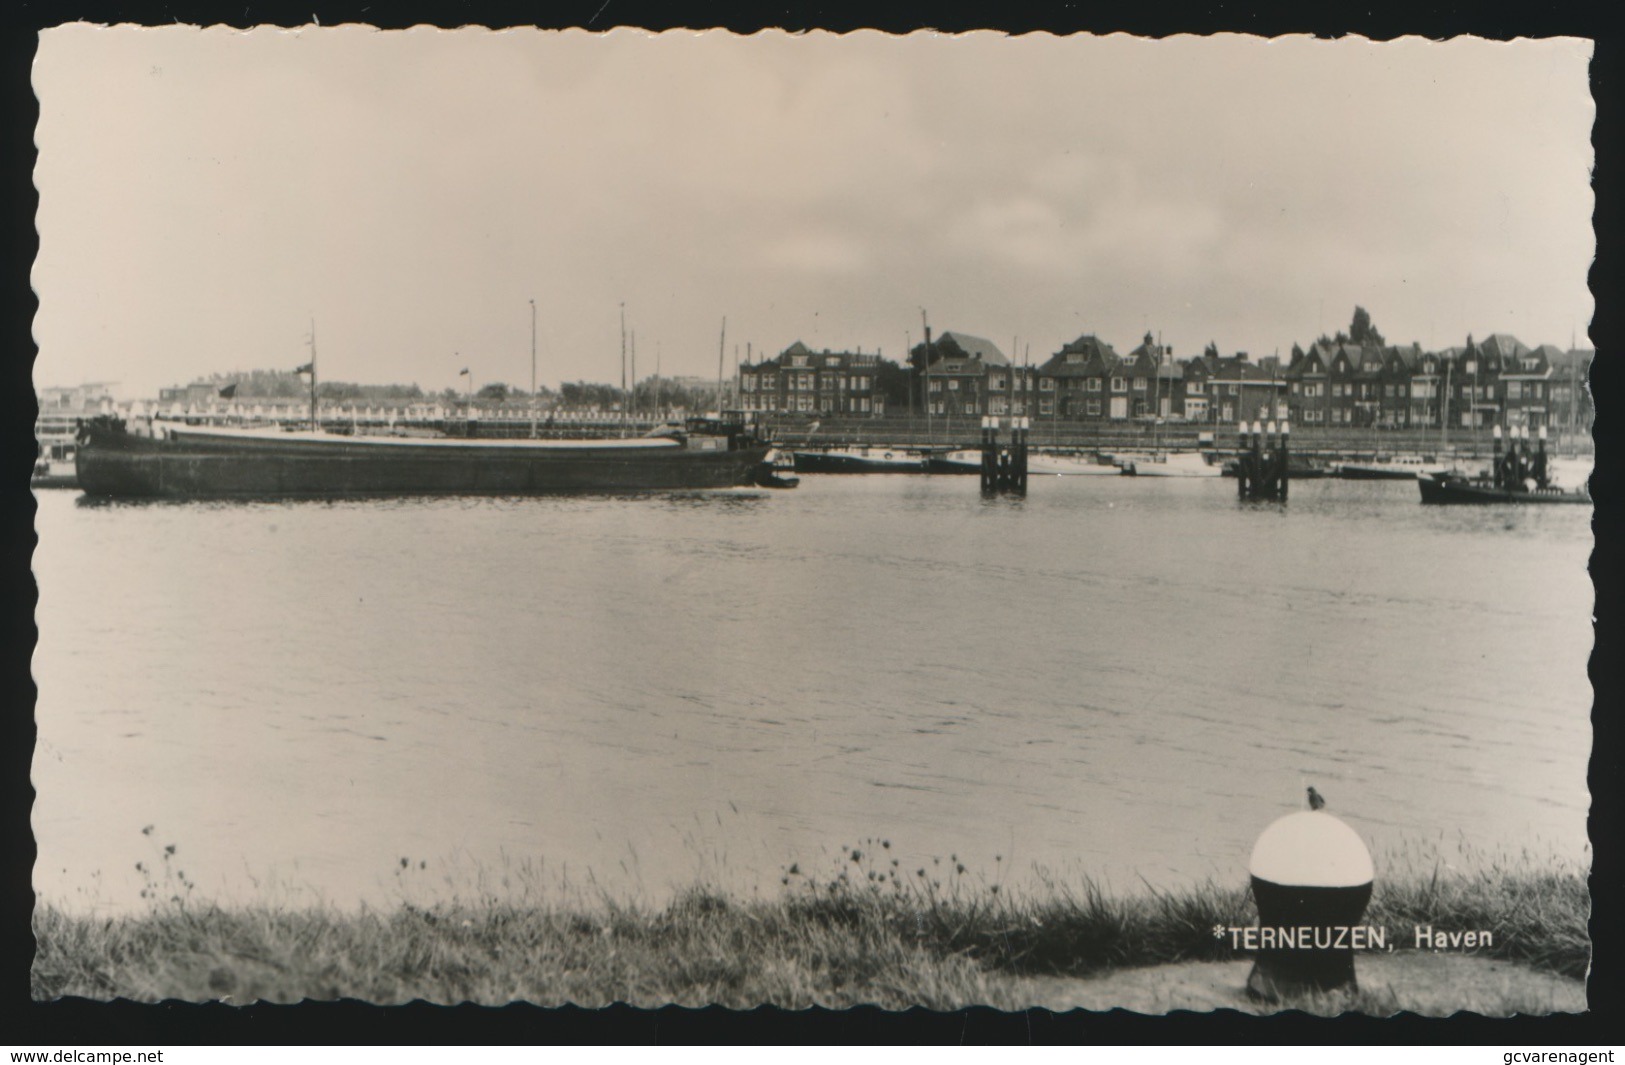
top-left (1154, 330), bottom-right (1163, 451)
top-left (655, 341), bottom-right (662, 421)
top-left (308, 318), bottom-right (318, 433)
top-left (921, 309), bottom-right (932, 447)
top-left (619, 303), bottom-right (628, 437)
top-left (905, 331), bottom-right (912, 420)
top-left (1441, 355), bottom-right (1451, 448)
top-left (716, 317), bottom-right (727, 417)
top-left (529, 298), bottom-right (538, 438)
top-left (631, 330), bottom-right (638, 424)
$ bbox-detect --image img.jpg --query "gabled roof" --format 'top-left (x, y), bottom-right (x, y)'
top-left (1038, 335), bottom-right (1119, 377)
top-left (781, 340), bottom-right (813, 358)
top-left (1208, 357), bottom-right (1281, 383)
top-left (1479, 334), bottom-right (1530, 362)
top-left (1550, 347), bottom-right (1594, 374)
top-left (937, 331), bottom-right (1008, 366)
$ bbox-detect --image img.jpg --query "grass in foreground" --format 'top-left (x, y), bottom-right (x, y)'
top-left (32, 841), bottom-right (1589, 1011)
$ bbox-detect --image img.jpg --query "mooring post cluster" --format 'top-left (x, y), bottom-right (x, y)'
top-left (980, 416), bottom-right (1028, 496)
top-left (1493, 423), bottom-right (1550, 490)
top-left (1234, 419), bottom-right (1290, 501)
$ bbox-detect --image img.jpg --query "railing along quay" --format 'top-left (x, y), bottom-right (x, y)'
top-left (762, 416), bottom-right (1593, 461)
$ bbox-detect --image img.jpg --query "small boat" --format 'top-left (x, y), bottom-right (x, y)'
top-left (31, 455), bottom-right (79, 489)
top-left (1026, 450), bottom-right (1124, 476)
top-left (1335, 455), bottom-right (1446, 480)
top-left (922, 448), bottom-right (984, 475)
top-left (1119, 451), bottom-right (1222, 477)
top-left (1418, 470), bottom-right (1590, 505)
top-left (75, 413), bottom-right (780, 498)
top-left (751, 449), bottom-right (800, 489)
top-left (791, 446), bottom-right (925, 474)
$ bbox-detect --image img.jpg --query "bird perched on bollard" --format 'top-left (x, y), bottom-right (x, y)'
top-left (1307, 786), bottom-right (1326, 811)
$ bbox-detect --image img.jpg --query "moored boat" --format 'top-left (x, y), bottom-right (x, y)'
top-left (791, 446), bottom-right (926, 474)
top-left (1118, 450), bottom-right (1222, 477)
top-left (32, 456), bottom-right (79, 489)
top-left (922, 448), bottom-right (984, 475)
top-left (1335, 455), bottom-right (1446, 479)
top-left (75, 414), bottom-right (780, 498)
top-left (1417, 471), bottom-right (1590, 505)
top-left (1025, 450), bottom-right (1123, 476)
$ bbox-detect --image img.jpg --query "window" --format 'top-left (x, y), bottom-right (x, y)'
top-left (1225, 384), bottom-right (1238, 396)
top-left (1066, 352), bottom-right (1083, 364)
top-left (1040, 378), bottom-right (1055, 392)
top-left (1088, 378), bottom-right (1103, 393)
top-left (929, 380), bottom-right (941, 393)
top-left (989, 376), bottom-right (1005, 391)
top-left (1111, 377), bottom-right (1128, 393)
top-left (791, 356), bottom-right (808, 368)
top-left (1187, 381), bottom-right (1203, 395)
top-left (1086, 399), bottom-right (1101, 416)
top-left (1465, 360), bottom-right (1477, 374)
top-left (826, 357), bottom-right (841, 368)
top-left (1506, 381), bottom-right (1523, 400)
top-left (1532, 383), bottom-right (1544, 399)
top-left (1303, 383), bottom-right (1322, 398)
top-left (741, 375), bottom-right (755, 392)
top-left (948, 379), bottom-right (960, 391)
top-left (1133, 377), bottom-right (1147, 391)
top-left (1291, 382), bottom-right (1300, 395)
top-left (1039, 398), bottom-right (1054, 415)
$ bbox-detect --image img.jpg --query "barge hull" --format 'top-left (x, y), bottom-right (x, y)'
top-left (76, 428), bottom-right (770, 498)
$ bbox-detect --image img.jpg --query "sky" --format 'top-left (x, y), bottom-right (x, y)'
top-left (32, 28), bottom-right (1595, 399)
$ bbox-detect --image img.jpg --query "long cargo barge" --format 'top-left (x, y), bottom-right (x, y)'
top-left (74, 416), bottom-right (779, 498)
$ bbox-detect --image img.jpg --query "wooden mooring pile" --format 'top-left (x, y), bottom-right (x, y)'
top-left (979, 416), bottom-right (1029, 496)
top-left (1234, 419), bottom-right (1290, 501)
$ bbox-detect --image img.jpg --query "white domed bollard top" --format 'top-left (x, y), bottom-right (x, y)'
top-left (1250, 811), bottom-right (1374, 888)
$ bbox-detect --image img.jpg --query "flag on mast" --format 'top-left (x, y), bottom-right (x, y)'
top-left (294, 362), bottom-right (314, 375)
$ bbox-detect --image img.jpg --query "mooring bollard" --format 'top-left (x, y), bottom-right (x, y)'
top-left (1246, 807), bottom-right (1375, 1001)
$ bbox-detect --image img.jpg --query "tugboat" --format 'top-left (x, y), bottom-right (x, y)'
top-left (1417, 424), bottom-right (1589, 505)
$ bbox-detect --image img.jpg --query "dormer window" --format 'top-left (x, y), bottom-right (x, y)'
top-left (826, 357), bottom-right (842, 368)
top-left (1066, 353), bottom-right (1083, 364)
top-left (791, 356), bottom-right (808, 368)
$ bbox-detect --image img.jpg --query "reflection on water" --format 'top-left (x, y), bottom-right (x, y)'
top-left (32, 477), bottom-right (1592, 910)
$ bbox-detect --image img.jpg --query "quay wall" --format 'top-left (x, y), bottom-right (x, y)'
top-left (761, 415), bottom-right (1594, 459)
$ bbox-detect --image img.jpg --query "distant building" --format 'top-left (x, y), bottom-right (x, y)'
top-left (914, 331), bottom-right (1007, 417)
top-left (1034, 334), bottom-right (1118, 421)
top-left (739, 341), bottom-right (887, 416)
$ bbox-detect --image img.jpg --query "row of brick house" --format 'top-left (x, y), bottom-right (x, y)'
top-left (736, 331), bottom-right (1593, 430)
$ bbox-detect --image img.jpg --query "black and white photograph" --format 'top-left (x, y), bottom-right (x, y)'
top-left (27, 26), bottom-right (1595, 1016)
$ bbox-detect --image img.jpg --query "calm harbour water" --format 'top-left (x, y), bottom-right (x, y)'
top-left (32, 475), bottom-right (1593, 911)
